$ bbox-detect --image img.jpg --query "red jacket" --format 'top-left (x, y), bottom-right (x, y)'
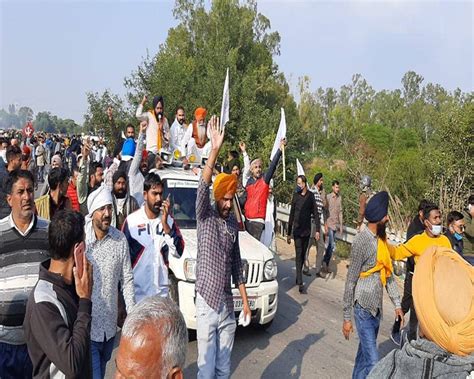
top-left (66, 182), bottom-right (80, 212)
top-left (243, 149), bottom-right (282, 220)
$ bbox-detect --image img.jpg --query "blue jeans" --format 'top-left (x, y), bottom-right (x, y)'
top-left (324, 228), bottom-right (336, 265)
top-left (0, 342), bottom-right (32, 379)
top-left (91, 335), bottom-right (115, 379)
top-left (196, 293), bottom-right (236, 379)
top-left (353, 303), bottom-right (380, 379)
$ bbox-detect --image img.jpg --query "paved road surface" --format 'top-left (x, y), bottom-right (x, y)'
top-left (105, 241), bottom-right (401, 378)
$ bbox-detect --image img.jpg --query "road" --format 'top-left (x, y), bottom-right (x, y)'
top-left (105, 239), bottom-right (401, 378)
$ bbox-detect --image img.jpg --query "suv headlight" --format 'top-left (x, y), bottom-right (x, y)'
top-left (184, 259), bottom-right (196, 282)
top-left (264, 259), bottom-right (278, 281)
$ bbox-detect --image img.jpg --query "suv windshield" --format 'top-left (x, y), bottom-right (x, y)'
top-left (162, 178), bottom-right (245, 231)
top-left (163, 179), bottom-right (198, 229)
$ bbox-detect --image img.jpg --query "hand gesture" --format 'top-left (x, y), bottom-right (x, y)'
top-left (315, 231), bottom-right (320, 241)
top-left (395, 308), bottom-right (404, 329)
top-left (74, 250), bottom-right (93, 300)
top-left (161, 195), bottom-right (171, 234)
top-left (208, 115), bottom-right (224, 151)
top-left (141, 95), bottom-right (148, 105)
top-left (342, 320), bottom-right (353, 340)
top-left (243, 302), bottom-right (251, 322)
top-left (239, 141), bottom-right (246, 152)
top-left (81, 140), bottom-right (91, 161)
top-left (280, 138), bottom-right (287, 149)
top-left (106, 106), bottom-right (113, 120)
top-left (140, 120), bottom-right (148, 134)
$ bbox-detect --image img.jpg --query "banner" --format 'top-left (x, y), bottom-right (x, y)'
top-left (296, 158), bottom-right (305, 176)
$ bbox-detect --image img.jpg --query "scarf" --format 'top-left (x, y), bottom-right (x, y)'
top-left (360, 238), bottom-right (394, 285)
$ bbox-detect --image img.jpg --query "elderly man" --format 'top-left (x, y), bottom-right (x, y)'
top-left (243, 139), bottom-right (285, 240)
top-left (368, 246), bottom-right (474, 378)
top-left (195, 115), bottom-right (250, 379)
top-left (0, 170), bottom-right (50, 378)
top-left (86, 186), bottom-right (136, 378)
top-left (342, 191), bottom-right (403, 379)
top-left (122, 172), bottom-right (184, 302)
top-left (115, 296), bottom-right (187, 379)
top-left (181, 107), bottom-right (211, 162)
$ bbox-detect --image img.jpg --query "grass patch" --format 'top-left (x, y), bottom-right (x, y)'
top-left (335, 240), bottom-right (351, 259)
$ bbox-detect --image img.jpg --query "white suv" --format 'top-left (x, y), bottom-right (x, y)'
top-left (160, 167), bottom-right (278, 330)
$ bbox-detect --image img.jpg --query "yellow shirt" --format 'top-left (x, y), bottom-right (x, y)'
top-left (388, 231), bottom-right (452, 263)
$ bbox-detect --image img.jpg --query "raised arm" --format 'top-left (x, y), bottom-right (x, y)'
top-left (264, 139), bottom-right (286, 184)
top-left (135, 95), bottom-right (149, 121)
top-left (77, 142), bottom-right (90, 204)
top-left (239, 142), bottom-right (251, 187)
top-left (129, 121), bottom-right (147, 177)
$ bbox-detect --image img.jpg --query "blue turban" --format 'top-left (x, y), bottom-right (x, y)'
top-left (365, 191), bottom-right (389, 223)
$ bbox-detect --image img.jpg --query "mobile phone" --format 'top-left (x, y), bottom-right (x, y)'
top-left (74, 242), bottom-right (85, 279)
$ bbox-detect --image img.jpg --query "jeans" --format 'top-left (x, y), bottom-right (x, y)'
top-left (196, 293), bottom-right (236, 379)
top-left (245, 221), bottom-right (265, 241)
top-left (91, 335), bottom-right (115, 379)
top-left (324, 228), bottom-right (336, 265)
top-left (0, 342), bottom-right (32, 379)
top-left (294, 236), bottom-right (310, 285)
top-left (37, 165), bottom-right (45, 182)
top-left (353, 303), bottom-right (380, 379)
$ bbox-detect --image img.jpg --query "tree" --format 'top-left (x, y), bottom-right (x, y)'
top-left (18, 106), bottom-right (34, 126)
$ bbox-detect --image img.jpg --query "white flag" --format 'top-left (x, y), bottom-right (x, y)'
top-left (296, 158), bottom-right (305, 176)
top-left (220, 68), bottom-right (230, 130)
top-left (270, 108), bottom-right (286, 160)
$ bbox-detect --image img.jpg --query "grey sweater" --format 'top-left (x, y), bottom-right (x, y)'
top-left (368, 339), bottom-right (474, 378)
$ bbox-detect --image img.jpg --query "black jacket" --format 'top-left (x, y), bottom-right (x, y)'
top-left (445, 230), bottom-right (464, 256)
top-left (288, 189), bottom-right (320, 238)
top-left (24, 260), bottom-right (92, 379)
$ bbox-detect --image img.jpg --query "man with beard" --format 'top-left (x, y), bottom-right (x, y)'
top-left (181, 107), bottom-right (212, 162)
top-left (122, 172), bottom-right (184, 302)
top-left (0, 170), bottom-right (50, 378)
top-left (110, 170), bottom-right (139, 230)
top-left (169, 106), bottom-right (187, 155)
top-left (77, 139), bottom-right (105, 215)
top-left (342, 191), bottom-right (403, 379)
top-left (85, 186), bottom-right (136, 379)
top-left (35, 167), bottom-right (72, 220)
top-left (136, 95), bottom-right (170, 156)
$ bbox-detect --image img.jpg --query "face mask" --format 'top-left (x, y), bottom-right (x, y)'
top-left (430, 223), bottom-right (443, 236)
top-left (454, 232), bottom-right (463, 241)
top-left (295, 185), bottom-right (303, 193)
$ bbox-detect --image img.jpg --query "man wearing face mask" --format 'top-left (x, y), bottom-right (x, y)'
top-left (444, 211), bottom-right (465, 256)
top-left (136, 95), bottom-right (170, 156)
top-left (169, 106), bottom-right (187, 155)
top-left (342, 191), bottom-right (403, 379)
top-left (388, 203), bottom-right (452, 342)
top-left (122, 172), bottom-right (184, 302)
top-left (287, 175), bottom-right (320, 294)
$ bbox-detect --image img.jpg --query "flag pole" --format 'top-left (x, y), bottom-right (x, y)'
top-left (282, 144), bottom-right (286, 181)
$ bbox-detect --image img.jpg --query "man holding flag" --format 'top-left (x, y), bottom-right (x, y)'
top-left (243, 108), bottom-right (286, 240)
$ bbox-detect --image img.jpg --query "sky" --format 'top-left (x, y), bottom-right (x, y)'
top-left (1, 0), bottom-right (472, 124)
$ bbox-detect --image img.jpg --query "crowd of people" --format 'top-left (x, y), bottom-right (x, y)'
top-left (0, 93), bottom-right (473, 379)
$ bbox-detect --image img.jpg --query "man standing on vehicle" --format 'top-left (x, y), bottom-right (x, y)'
top-left (195, 115), bottom-right (251, 379)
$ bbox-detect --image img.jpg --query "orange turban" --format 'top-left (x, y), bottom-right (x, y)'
top-left (213, 173), bottom-right (237, 202)
top-left (413, 246), bottom-right (474, 356)
top-left (194, 107), bottom-right (207, 121)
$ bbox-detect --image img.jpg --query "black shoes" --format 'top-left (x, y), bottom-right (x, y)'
top-left (299, 285), bottom-right (307, 294)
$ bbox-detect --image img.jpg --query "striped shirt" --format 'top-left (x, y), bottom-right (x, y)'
top-left (195, 178), bottom-right (245, 312)
top-left (342, 227), bottom-right (400, 321)
top-left (0, 214), bottom-right (49, 344)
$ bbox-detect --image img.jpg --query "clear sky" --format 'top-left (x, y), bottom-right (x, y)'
top-left (1, 0), bottom-right (472, 124)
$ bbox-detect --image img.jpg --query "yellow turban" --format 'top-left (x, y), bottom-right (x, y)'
top-left (413, 246), bottom-right (474, 356)
top-left (213, 173), bottom-right (237, 202)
